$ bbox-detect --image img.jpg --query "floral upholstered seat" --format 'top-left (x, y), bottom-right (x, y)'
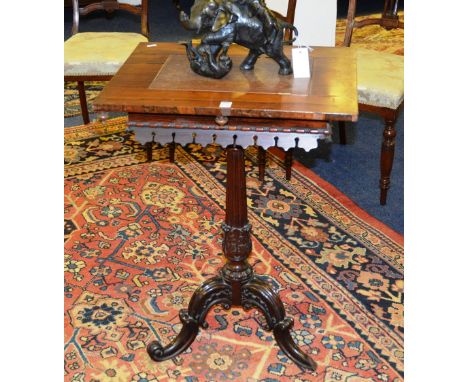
top-left (356, 47), bottom-right (404, 110)
top-left (64, 32), bottom-right (148, 76)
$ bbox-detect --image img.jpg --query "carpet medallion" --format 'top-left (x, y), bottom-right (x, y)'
top-left (64, 118), bottom-right (404, 381)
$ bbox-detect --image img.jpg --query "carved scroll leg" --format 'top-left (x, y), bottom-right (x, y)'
top-left (147, 309), bottom-right (199, 362)
top-left (147, 276), bottom-right (232, 362)
top-left (77, 81), bottom-right (90, 125)
top-left (242, 277), bottom-right (317, 371)
top-left (380, 115), bottom-right (396, 205)
top-left (273, 317), bottom-right (317, 371)
top-left (257, 146), bottom-right (266, 182)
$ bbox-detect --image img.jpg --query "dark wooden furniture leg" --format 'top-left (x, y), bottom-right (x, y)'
top-left (145, 142), bottom-right (153, 162)
top-left (258, 146), bottom-right (266, 182)
top-left (382, 0), bottom-right (403, 28)
top-left (77, 81), bottom-right (90, 125)
top-left (285, 148), bottom-right (294, 180)
top-left (380, 113), bottom-right (396, 205)
top-left (338, 121), bottom-right (347, 145)
top-left (169, 142), bottom-right (176, 163)
top-left (147, 143), bottom-right (317, 371)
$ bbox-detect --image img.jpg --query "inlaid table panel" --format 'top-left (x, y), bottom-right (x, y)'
top-left (94, 42), bottom-right (358, 122)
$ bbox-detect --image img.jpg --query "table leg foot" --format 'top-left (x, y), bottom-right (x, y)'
top-left (242, 276), bottom-right (317, 371)
top-left (147, 276), bottom-right (232, 362)
top-left (273, 318), bottom-right (317, 371)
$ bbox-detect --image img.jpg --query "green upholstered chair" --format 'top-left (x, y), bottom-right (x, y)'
top-left (64, 0), bottom-right (149, 124)
top-left (340, 0), bottom-right (404, 205)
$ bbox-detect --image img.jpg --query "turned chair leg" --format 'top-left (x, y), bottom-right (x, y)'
top-left (380, 116), bottom-right (397, 205)
top-left (338, 121), bottom-right (347, 145)
top-left (77, 81), bottom-right (90, 124)
top-left (285, 148), bottom-right (293, 181)
top-left (257, 146), bottom-right (266, 182)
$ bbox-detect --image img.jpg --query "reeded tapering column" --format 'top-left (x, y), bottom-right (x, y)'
top-left (222, 144), bottom-right (254, 304)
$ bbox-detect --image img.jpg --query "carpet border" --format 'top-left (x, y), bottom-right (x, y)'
top-left (269, 147), bottom-right (404, 247)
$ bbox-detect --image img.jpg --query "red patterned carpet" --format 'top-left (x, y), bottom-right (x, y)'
top-left (65, 118), bottom-right (404, 381)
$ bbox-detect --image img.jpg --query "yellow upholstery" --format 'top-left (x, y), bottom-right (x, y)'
top-left (356, 48), bottom-right (404, 110)
top-left (64, 32), bottom-right (148, 76)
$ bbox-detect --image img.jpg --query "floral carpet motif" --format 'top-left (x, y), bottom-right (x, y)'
top-left (65, 118), bottom-right (404, 381)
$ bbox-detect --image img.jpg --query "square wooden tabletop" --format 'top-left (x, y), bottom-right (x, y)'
top-left (93, 42), bottom-right (358, 122)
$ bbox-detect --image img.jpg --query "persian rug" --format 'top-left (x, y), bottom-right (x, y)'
top-left (64, 117), bottom-right (404, 381)
top-left (63, 12), bottom-right (404, 118)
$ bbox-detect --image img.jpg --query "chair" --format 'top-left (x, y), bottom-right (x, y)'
top-left (339, 0), bottom-right (404, 205)
top-left (64, 0), bottom-right (149, 124)
top-left (278, 0), bottom-right (403, 205)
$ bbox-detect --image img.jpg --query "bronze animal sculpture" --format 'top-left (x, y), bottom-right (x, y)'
top-left (174, 0), bottom-right (298, 79)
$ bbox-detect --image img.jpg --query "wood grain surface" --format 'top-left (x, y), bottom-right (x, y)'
top-left (93, 42), bottom-right (358, 123)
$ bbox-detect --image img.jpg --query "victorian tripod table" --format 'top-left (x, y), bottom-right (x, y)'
top-left (93, 42), bottom-right (358, 371)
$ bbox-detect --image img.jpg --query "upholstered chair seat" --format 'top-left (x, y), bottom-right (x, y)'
top-left (64, 32), bottom-right (148, 76)
top-left (356, 48), bottom-right (404, 109)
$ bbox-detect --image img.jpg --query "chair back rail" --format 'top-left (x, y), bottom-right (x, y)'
top-left (344, 0), bottom-right (403, 47)
top-left (71, 0), bottom-right (149, 37)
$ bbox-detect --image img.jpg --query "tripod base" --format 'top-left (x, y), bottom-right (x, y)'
top-left (147, 273), bottom-right (317, 371)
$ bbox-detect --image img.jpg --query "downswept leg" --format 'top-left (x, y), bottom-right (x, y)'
top-left (241, 276), bottom-right (317, 370)
top-left (147, 277), bottom-right (232, 361)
